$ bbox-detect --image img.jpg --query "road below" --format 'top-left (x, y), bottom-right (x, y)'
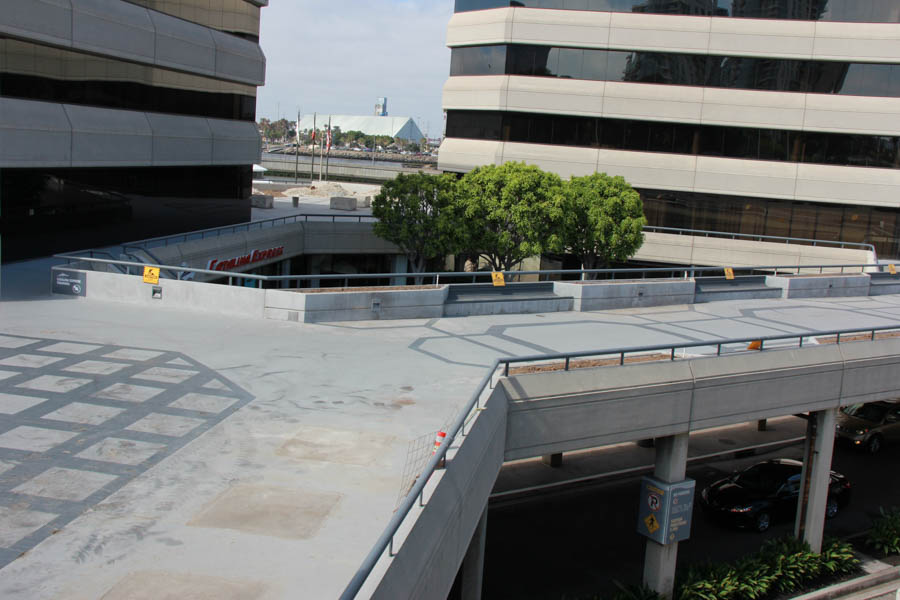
top-left (483, 426), bottom-right (900, 600)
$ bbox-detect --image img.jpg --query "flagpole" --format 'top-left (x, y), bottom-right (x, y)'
top-left (325, 116), bottom-right (332, 182)
top-left (310, 112), bottom-right (316, 183)
top-left (293, 109), bottom-right (300, 183)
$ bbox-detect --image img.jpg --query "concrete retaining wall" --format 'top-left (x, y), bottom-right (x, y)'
top-left (265, 286), bottom-right (449, 322)
top-left (73, 270), bottom-right (266, 318)
top-left (501, 339), bottom-right (900, 461)
top-left (443, 297), bottom-right (573, 317)
top-left (766, 274), bottom-right (871, 298)
top-left (554, 279), bottom-right (695, 311)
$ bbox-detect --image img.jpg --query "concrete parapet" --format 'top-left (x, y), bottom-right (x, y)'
top-left (553, 278), bottom-right (694, 311)
top-left (443, 297), bottom-right (573, 317)
top-left (868, 272), bottom-right (900, 296)
top-left (329, 196), bottom-right (357, 211)
top-left (265, 286), bottom-right (449, 323)
top-left (694, 276), bottom-right (782, 303)
top-left (67, 270), bottom-right (266, 318)
top-left (766, 274), bottom-right (870, 298)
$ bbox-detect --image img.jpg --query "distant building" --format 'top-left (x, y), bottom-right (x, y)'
top-left (0, 0), bottom-right (267, 262)
top-left (298, 115), bottom-right (424, 142)
top-left (375, 97), bottom-right (388, 116)
top-left (440, 1), bottom-right (900, 259)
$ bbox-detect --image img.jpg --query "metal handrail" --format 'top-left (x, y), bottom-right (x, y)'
top-left (112, 220), bottom-right (877, 261)
top-left (338, 323), bottom-right (900, 599)
top-left (644, 225), bottom-right (877, 254)
top-left (50, 256), bottom-right (884, 287)
top-left (118, 213), bottom-right (376, 250)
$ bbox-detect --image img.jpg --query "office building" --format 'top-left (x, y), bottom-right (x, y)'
top-left (438, 1), bottom-right (900, 257)
top-left (0, 0), bottom-right (267, 262)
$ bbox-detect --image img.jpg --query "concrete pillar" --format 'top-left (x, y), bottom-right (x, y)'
top-left (391, 255), bottom-right (409, 286)
top-left (794, 408), bottom-right (837, 553)
top-left (542, 453), bottom-right (563, 468)
top-left (279, 258), bottom-right (291, 289)
top-left (643, 433), bottom-right (689, 599)
top-left (461, 507), bottom-right (487, 600)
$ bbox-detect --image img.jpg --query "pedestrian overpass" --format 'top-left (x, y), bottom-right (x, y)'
top-left (344, 328), bottom-right (900, 600)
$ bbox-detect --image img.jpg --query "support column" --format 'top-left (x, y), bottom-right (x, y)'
top-left (461, 507), bottom-right (487, 600)
top-left (279, 258), bottom-right (291, 289)
top-left (643, 433), bottom-right (689, 599)
top-left (794, 408), bottom-right (837, 553)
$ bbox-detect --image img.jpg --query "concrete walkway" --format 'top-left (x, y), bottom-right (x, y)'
top-left (2, 277), bottom-right (900, 598)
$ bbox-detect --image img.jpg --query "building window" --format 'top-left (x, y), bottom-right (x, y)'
top-left (445, 110), bottom-right (900, 170)
top-left (0, 38), bottom-right (256, 120)
top-left (451, 45), bottom-right (900, 99)
top-left (453, 0), bottom-right (900, 23)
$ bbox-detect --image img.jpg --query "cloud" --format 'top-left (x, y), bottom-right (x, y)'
top-left (258, 0), bottom-right (453, 138)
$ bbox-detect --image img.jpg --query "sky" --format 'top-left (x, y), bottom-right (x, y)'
top-left (257, 1), bottom-right (454, 139)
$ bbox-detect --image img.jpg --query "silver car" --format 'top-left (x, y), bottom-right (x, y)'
top-left (835, 401), bottom-right (900, 454)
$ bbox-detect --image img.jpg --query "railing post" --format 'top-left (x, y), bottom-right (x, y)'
top-left (717, 344), bottom-right (721, 356)
top-left (504, 362), bottom-right (509, 377)
top-left (565, 357), bottom-right (570, 371)
top-left (871, 330), bottom-right (876, 341)
top-left (670, 348), bottom-right (675, 360)
top-left (619, 352), bottom-right (624, 365)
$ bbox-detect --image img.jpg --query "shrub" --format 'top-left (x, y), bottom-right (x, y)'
top-left (868, 507), bottom-right (900, 556)
top-left (675, 536), bottom-right (859, 600)
top-left (820, 538), bottom-right (860, 575)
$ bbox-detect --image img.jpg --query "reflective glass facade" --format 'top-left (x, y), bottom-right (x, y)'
top-left (0, 166), bottom-right (252, 262)
top-left (0, 38), bottom-right (256, 120)
top-left (453, 0), bottom-right (900, 23)
top-left (125, 0), bottom-right (261, 41)
top-left (451, 45), bottom-right (900, 98)
top-left (640, 189), bottom-right (900, 258)
top-left (446, 110), bottom-right (900, 169)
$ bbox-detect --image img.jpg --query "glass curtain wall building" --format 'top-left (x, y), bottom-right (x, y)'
top-left (0, 0), bottom-right (267, 262)
top-left (438, 1), bottom-right (900, 258)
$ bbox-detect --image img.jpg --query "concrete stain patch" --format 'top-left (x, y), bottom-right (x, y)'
top-left (100, 571), bottom-right (267, 600)
top-left (277, 426), bottom-right (397, 466)
top-left (189, 485), bottom-right (341, 540)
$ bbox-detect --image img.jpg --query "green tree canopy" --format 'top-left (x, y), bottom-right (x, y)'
top-left (556, 172), bottom-right (646, 277)
top-left (372, 172), bottom-right (461, 279)
top-left (457, 162), bottom-right (565, 272)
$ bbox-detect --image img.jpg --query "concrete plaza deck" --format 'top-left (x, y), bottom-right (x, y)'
top-left (1, 267), bottom-right (900, 599)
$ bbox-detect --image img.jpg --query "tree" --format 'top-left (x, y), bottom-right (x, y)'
top-left (456, 162), bottom-right (565, 272)
top-left (556, 172), bottom-right (646, 278)
top-left (372, 172), bottom-right (461, 283)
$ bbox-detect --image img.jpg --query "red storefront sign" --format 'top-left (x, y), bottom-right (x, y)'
top-left (207, 246), bottom-right (285, 271)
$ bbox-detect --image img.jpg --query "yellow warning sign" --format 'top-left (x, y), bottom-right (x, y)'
top-left (747, 340), bottom-right (762, 350)
top-left (143, 266), bottom-right (160, 284)
top-left (890, 264), bottom-right (897, 275)
top-left (644, 514), bottom-right (660, 534)
top-left (724, 267), bottom-right (735, 280)
top-left (491, 271), bottom-right (506, 287)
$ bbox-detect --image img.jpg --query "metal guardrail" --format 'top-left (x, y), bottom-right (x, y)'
top-left (118, 213), bottom-right (376, 250)
top-left (642, 226), bottom-right (877, 255)
top-left (103, 219), bottom-right (877, 262)
top-left (51, 253), bottom-right (884, 288)
top-left (338, 323), bottom-right (900, 600)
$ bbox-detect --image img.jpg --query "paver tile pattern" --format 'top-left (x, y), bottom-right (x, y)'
top-left (0, 335), bottom-right (251, 567)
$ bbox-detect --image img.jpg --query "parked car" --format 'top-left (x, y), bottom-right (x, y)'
top-left (699, 458), bottom-right (851, 532)
top-left (835, 401), bottom-right (900, 454)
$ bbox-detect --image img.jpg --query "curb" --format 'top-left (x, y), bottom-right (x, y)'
top-left (790, 566), bottom-right (900, 600)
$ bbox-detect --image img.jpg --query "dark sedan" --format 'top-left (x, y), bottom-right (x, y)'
top-left (699, 459), bottom-right (851, 532)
